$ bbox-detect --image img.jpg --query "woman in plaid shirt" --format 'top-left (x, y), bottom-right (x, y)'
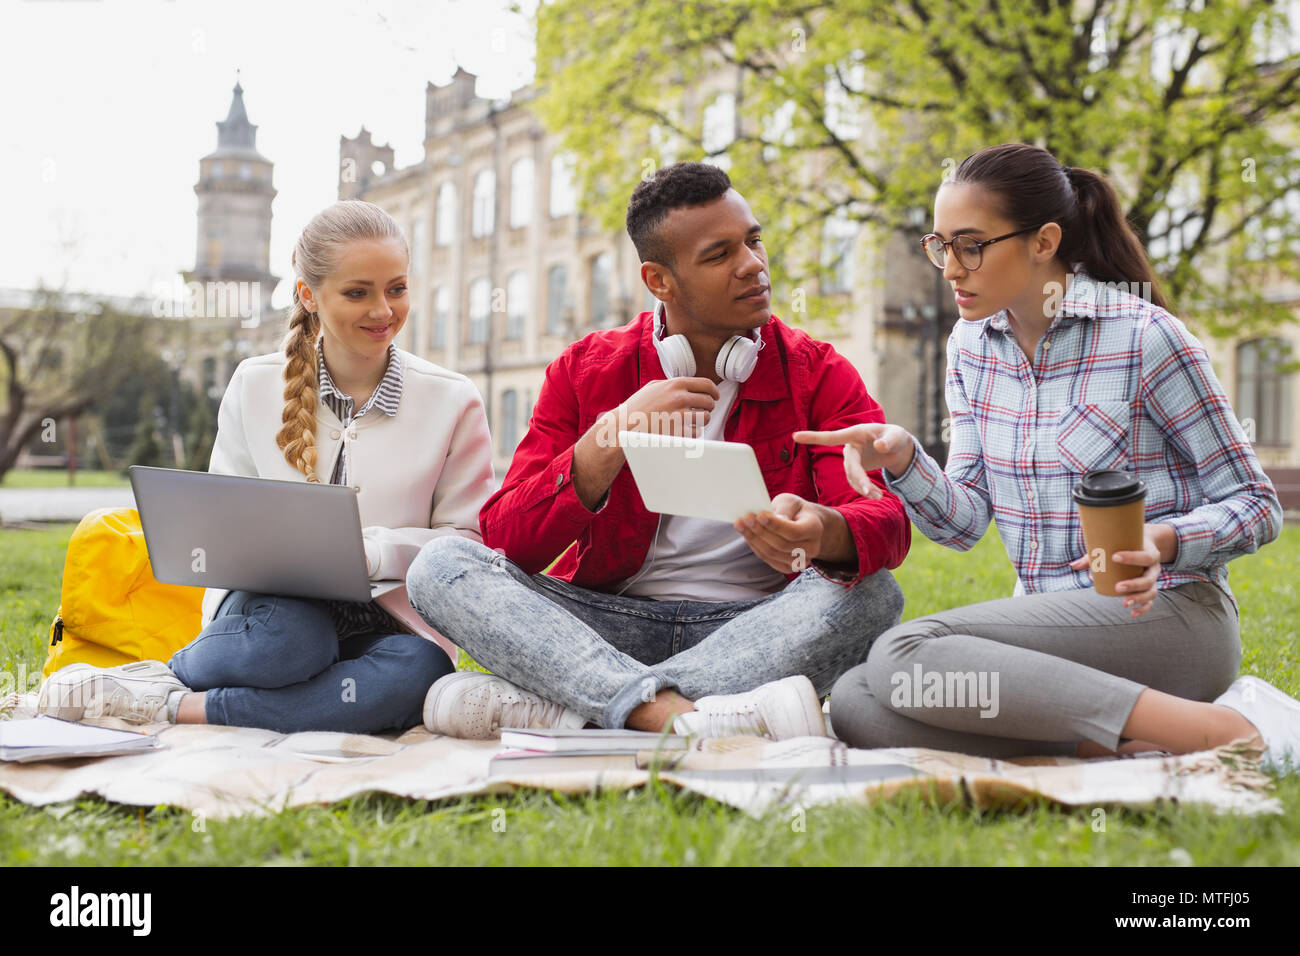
top-left (799, 143), bottom-right (1299, 771)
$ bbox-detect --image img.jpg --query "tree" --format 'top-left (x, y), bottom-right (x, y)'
top-left (184, 391), bottom-right (217, 472)
top-left (124, 393), bottom-right (166, 473)
top-left (0, 287), bottom-right (157, 482)
top-left (85, 352), bottom-right (192, 468)
top-left (532, 0), bottom-right (1300, 338)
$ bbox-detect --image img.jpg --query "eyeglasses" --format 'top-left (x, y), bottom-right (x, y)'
top-left (920, 225), bottom-right (1044, 271)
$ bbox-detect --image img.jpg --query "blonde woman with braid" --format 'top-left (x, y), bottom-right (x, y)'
top-left (39, 200), bottom-right (496, 733)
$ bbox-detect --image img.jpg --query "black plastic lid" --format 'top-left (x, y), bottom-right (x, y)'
top-left (1071, 469), bottom-right (1146, 507)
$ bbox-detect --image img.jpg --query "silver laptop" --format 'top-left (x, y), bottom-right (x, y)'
top-left (128, 466), bottom-right (402, 603)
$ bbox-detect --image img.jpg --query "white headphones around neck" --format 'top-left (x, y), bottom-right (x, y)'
top-left (652, 300), bottom-right (764, 383)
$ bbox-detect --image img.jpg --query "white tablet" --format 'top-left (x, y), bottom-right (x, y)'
top-left (618, 430), bottom-right (773, 523)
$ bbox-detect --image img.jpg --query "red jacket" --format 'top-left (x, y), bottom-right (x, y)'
top-left (479, 311), bottom-right (911, 591)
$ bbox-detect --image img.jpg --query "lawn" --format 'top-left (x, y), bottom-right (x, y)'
top-left (1, 521), bottom-right (1297, 866)
top-left (0, 469), bottom-right (129, 488)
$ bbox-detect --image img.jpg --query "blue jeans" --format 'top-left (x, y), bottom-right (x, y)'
top-left (405, 536), bottom-right (905, 729)
top-left (168, 590), bottom-right (454, 734)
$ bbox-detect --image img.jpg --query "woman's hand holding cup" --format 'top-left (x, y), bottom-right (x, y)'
top-left (793, 423), bottom-right (916, 500)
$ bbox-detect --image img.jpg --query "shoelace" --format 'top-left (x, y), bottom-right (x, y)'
top-left (92, 686), bottom-right (168, 721)
top-left (493, 688), bottom-right (566, 732)
top-left (699, 699), bottom-right (768, 737)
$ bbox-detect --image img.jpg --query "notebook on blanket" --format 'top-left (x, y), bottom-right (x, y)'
top-left (0, 716), bottom-right (161, 762)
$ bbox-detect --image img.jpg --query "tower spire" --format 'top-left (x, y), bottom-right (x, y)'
top-left (217, 73), bottom-right (255, 151)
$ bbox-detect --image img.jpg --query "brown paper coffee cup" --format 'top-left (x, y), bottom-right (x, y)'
top-left (1072, 470), bottom-right (1147, 597)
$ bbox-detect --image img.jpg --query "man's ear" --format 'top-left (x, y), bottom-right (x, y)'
top-left (641, 261), bottom-right (675, 303)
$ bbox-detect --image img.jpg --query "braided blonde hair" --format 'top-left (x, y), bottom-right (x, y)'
top-left (276, 200), bottom-right (409, 482)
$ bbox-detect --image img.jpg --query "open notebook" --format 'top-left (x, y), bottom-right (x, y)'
top-left (0, 716), bottom-right (161, 762)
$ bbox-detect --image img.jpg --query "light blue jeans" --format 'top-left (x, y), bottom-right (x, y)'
top-left (405, 536), bottom-right (906, 729)
top-left (168, 590), bottom-right (454, 734)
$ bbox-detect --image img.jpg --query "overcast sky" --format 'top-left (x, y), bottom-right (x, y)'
top-left (2, 0), bottom-right (538, 306)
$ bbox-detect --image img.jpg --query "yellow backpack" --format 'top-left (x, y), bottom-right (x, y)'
top-left (43, 507), bottom-right (205, 678)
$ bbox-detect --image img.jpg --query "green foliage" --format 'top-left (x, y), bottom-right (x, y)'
top-left (184, 394), bottom-right (217, 472)
top-left (90, 352), bottom-right (198, 467)
top-left (123, 394), bottom-right (166, 473)
top-left (532, 0), bottom-right (1300, 338)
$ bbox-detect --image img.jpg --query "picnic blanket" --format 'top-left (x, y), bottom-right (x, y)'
top-left (0, 692), bottom-right (1280, 819)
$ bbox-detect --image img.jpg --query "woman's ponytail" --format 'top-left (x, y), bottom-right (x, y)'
top-left (1060, 166), bottom-right (1169, 312)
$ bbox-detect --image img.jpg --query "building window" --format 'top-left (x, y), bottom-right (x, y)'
top-left (506, 271), bottom-right (528, 341)
top-left (509, 157), bottom-right (534, 229)
top-left (468, 277), bottom-right (490, 344)
top-left (239, 162), bottom-right (252, 180)
top-left (403, 307), bottom-right (419, 354)
top-left (436, 182), bottom-right (457, 246)
top-left (411, 219), bottom-right (427, 277)
top-left (589, 252), bottom-right (612, 328)
top-left (762, 99), bottom-right (797, 163)
top-left (550, 153), bottom-right (576, 218)
top-left (432, 286), bottom-right (449, 349)
top-left (472, 169), bottom-right (495, 238)
top-left (825, 59), bottom-right (866, 141)
top-left (546, 264), bottom-right (569, 336)
top-left (500, 389), bottom-right (519, 457)
top-left (821, 212), bottom-right (857, 294)
top-left (702, 92), bottom-right (736, 156)
top-left (649, 124), bottom-right (678, 167)
top-left (1237, 337), bottom-right (1293, 446)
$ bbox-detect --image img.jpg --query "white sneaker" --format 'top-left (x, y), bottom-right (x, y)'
top-left (423, 672), bottom-right (586, 739)
top-left (673, 675), bottom-right (827, 741)
top-left (1214, 676), bottom-right (1300, 773)
top-left (36, 660), bottom-right (188, 725)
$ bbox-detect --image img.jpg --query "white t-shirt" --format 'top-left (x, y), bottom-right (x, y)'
top-left (617, 379), bottom-right (789, 602)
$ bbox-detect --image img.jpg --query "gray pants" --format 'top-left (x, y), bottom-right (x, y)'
top-left (829, 581), bottom-right (1240, 757)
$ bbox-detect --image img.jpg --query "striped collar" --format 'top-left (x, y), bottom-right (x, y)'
top-left (315, 336), bottom-right (403, 422)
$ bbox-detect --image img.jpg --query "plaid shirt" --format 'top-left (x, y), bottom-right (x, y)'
top-left (884, 271), bottom-right (1282, 607)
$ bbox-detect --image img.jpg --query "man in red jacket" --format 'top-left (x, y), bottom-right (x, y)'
top-left (408, 162), bottom-right (909, 740)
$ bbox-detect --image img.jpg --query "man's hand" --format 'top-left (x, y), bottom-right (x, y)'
top-left (574, 376), bottom-right (723, 511)
top-left (1068, 523), bottom-right (1170, 618)
top-left (793, 423), bottom-right (916, 500)
top-left (610, 376), bottom-right (721, 440)
top-left (733, 493), bottom-right (831, 574)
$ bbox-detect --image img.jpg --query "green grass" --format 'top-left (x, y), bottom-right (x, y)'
top-left (2, 522), bottom-right (1298, 866)
top-left (1, 469), bottom-right (129, 488)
